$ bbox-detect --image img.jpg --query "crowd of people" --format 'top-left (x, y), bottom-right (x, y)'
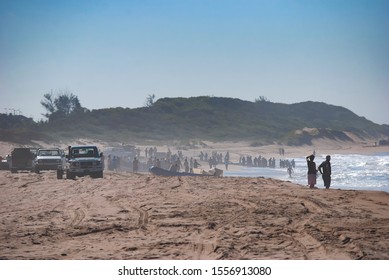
top-left (144, 155), bottom-right (201, 173)
top-left (237, 155), bottom-right (295, 170)
top-left (106, 146), bottom-right (203, 174)
top-left (105, 144), bottom-right (335, 191)
top-left (106, 155), bottom-right (121, 171)
top-left (105, 146), bottom-right (299, 174)
top-left (105, 146), bottom-right (335, 189)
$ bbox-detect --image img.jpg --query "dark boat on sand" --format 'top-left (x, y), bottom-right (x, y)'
top-left (149, 166), bottom-right (223, 177)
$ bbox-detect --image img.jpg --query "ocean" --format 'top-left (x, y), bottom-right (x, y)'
top-left (225, 153), bottom-right (389, 192)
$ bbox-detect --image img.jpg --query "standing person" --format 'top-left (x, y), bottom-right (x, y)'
top-left (306, 154), bottom-right (317, 189)
top-left (193, 159), bottom-right (201, 168)
top-left (287, 166), bottom-right (293, 178)
top-left (224, 152), bottom-right (230, 170)
top-left (184, 158), bottom-right (189, 173)
top-left (318, 155), bottom-right (332, 189)
top-left (132, 157), bottom-right (139, 173)
top-left (175, 158), bottom-right (182, 172)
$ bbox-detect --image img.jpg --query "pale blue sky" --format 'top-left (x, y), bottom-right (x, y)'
top-left (1, 0), bottom-right (388, 124)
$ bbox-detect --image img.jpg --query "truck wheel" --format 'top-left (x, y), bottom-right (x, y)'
top-left (66, 171), bottom-right (75, 180)
top-left (11, 168), bottom-right (17, 173)
top-left (35, 167), bottom-right (40, 174)
top-left (92, 171), bottom-right (103, 179)
top-left (57, 170), bottom-right (63, 179)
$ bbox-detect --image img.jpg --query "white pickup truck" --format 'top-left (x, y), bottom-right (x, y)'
top-left (34, 148), bottom-right (66, 175)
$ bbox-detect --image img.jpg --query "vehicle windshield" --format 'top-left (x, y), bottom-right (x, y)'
top-left (71, 147), bottom-right (98, 158)
top-left (38, 150), bottom-right (60, 156)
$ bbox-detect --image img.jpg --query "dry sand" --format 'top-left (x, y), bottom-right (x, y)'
top-left (0, 140), bottom-right (388, 260)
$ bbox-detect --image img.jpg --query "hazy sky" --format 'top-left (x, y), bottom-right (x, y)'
top-left (1, 0), bottom-right (388, 124)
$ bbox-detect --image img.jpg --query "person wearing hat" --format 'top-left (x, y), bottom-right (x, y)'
top-left (318, 155), bottom-right (332, 189)
top-left (306, 154), bottom-right (317, 189)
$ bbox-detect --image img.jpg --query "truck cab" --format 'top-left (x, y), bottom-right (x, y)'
top-left (62, 145), bottom-right (104, 179)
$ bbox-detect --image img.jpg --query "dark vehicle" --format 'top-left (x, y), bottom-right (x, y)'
top-left (9, 148), bottom-right (37, 173)
top-left (0, 156), bottom-right (10, 170)
top-left (60, 145), bottom-right (104, 179)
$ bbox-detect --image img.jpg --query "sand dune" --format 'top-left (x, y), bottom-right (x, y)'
top-left (1, 168), bottom-right (388, 260)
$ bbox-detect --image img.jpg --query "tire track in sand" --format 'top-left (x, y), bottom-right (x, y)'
top-left (285, 195), bottom-right (351, 259)
top-left (68, 208), bottom-right (86, 228)
top-left (190, 195), bottom-right (256, 260)
top-left (131, 206), bottom-right (149, 229)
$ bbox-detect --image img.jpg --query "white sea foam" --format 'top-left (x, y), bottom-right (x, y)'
top-left (225, 153), bottom-right (389, 192)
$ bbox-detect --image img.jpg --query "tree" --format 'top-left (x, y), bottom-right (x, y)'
top-left (255, 96), bottom-right (270, 103)
top-left (40, 93), bottom-right (56, 119)
top-left (54, 93), bottom-right (82, 115)
top-left (41, 90), bottom-right (83, 121)
top-left (145, 94), bottom-right (156, 107)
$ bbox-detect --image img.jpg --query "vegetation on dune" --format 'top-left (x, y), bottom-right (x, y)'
top-left (1, 95), bottom-right (388, 145)
top-left (0, 114), bottom-right (50, 144)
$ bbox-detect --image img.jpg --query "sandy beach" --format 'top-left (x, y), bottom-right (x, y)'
top-left (0, 140), bottom-right (388, 260)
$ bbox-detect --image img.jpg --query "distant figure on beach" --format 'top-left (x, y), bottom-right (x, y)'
top-left (184, 158), bottom-right (189, 173)
top-left (306, 154), bottom-right (317, 188)
top-left (169, 163), bottom-right (179, 172)
top-left (193, 159), bottom-right (201, 168)
top-left (318, 155), bottom-right (332, 189)
top-left (175, 158), bottom-right (182, 172)
top-left (132, 157), bottom-right (139, 173)
top-left (224, 153), bottom-right (230, 170)
top-left (287, 166), bottom-right (293, 178)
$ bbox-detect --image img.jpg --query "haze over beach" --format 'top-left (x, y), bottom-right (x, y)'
top-left (1, 0), bottom-right (388, 125)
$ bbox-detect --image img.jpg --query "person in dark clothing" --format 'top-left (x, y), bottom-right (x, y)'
top-left (306, 154), bottom-right (317, 188)
top-left (132, 157), bottom-right (139, 173)
top-left (318, 155), bottom-right (332, 189)
top-left (193, 159), bottom-right (201, 168)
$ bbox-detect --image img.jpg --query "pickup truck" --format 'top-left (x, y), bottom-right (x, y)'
top-left (34, 148), bottom-right (66, 174)
top-left (60, 145), bottom-right (104, 179)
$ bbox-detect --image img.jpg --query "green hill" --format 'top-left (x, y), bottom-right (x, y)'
top-left (0, 114), bottom-right (51, 143)
top-left (2, 97), bottom-right (389, 145)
